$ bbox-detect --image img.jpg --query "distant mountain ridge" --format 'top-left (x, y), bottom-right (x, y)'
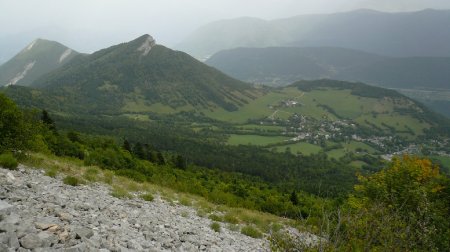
top-left (176, 9), bottom-right (450, 59)
top-left (206, 46), bottom-right (450, 90)
top-left (0, 39), bottom-right (79, 87)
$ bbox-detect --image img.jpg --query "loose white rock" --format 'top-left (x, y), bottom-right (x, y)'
top-left (0, 166), bottom-right (269, 251)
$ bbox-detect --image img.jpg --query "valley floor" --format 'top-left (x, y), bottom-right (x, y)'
top-left (0, 166), bottom-right (269, 251)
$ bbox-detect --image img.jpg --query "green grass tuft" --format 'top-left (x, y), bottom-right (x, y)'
top-left (211, 222), bottom-right (221, 232)
top-left (0, 153), bottom-right (18, 170)
top-left (140, 193), bottom-right (154, 201)
top-left (63, 176), bottom-right (80, 186)
top-left (209, 214), bottom-right (223, 222)
top-left (83, 167), bottom-right (99, 182)
top-left (223, 213), bottom-right (240, 224)
top-left (111, 186), bottom-right (133, 199)
top-left (241, 225), bottom-right (263, 239)
top-left (45, 168), bottom-right (58, 178)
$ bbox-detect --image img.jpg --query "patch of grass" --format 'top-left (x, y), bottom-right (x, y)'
top-left (223, 213), bottom-right (240, 224)
top-left (227, 224), bottom-right (240, 232)
top-left (63, 176), bottom-right (80, 186)
top-left (0, 153), bottom-right (18, 170)
top-left (270, 223), bottom-right (283, 233)
top-left (181, 211), bottom-right (189, 218)
top-left (197, 209), bottom-right (208, 218)
top-left (83, 167), bottom-right (99, 182)
top-left (179, 196), bottom-right (192, 206)
top-left (209, 214), bottom-right (223, 222)
top-left (45, 168), bottom-right (58, 178)
top-left (140, 193), bottom-right (154, 201)
top-left (241, 225), bottom-right (263, 239)
top-left (210, 222), bottom-right (221, 233)
top-left (111, 186), bottom-right (133, 199)
top-left (102, 170), bottom-right (114, 184)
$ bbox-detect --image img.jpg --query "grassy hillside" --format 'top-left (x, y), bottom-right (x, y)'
top-left (208, 80), bottom-right (430, 131)
top-left (200, 80), bottom-right (450, 164)
top-left (0, 39), bottom-right (79, 86)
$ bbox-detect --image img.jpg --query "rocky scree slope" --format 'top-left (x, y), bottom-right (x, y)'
top-left (0, 166), bottom-right (268, 251)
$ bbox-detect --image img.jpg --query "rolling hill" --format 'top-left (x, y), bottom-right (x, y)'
top-left (0, 39), bottom-right (79, 87)
top-left (176, 9), bottom-right (450, 60)
top-left (205, 46), bottom-right (450, 117)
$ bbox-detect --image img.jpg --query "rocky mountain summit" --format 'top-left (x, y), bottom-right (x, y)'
top-left (0, 166), bottom-right (268, 251)
top-left (0, 39), bottom-right (79, 87)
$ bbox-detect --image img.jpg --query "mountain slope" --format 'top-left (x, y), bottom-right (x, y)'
top-left (28, 35), bottom-right (257, 114)
top-left (177, 9), bottom-right (450, 59)
top-left (0, 39), bottom-right (79, 86)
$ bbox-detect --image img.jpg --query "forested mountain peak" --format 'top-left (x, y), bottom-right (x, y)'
top-left (27, 34), bottom-right (256, 114)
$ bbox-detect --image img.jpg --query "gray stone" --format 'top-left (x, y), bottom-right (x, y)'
top-left (0, 223), bottom-right (16, 234)
top-left (35, 222), bottom-right (55, 230)
top-left (56, 212), bottom-right (72, 222)
top-left (8, 232), bottom-right (20, 248)
top-left (65, 243), bottom-right (87, 252)
top-left (33, 248), bottom-right (63, 252)
top-left (6, 172), bottom-right (15, 182)
top-left (74, 227), bottom-right (94, 239)
top-left (37, 231), bottom-right (57, 247)
top-left (0, 200), bottom-right (13, 215)
top-left (0, 244), bottom-right (9, 252)
top-left (0, 233), bottom-right (8, 245)
top-left (16, 248), bottom-right (31, 252)
top-left (2, 212), bottom-right (20, 224)
top-left (19, 234), bottom-right (43, 249)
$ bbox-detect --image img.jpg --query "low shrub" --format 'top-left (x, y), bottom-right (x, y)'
top-left (115, 169), bottom-right (146, 182)
top-left (241, 225), bottom-right (263, 239)
top-left (211, 222), bottom-right (221, 232)
top-left (223, 213), bottom-right (239, 224)
top-left (83, 167), bottom-right (99, 182)
top-left (0, 153), bottom-right (18, 170)
top-left (45, 168), bottom-right (58, 178)
top-left (140, 193), bottom-right (154, 201)
top-left (209, 214), bottom-right (223, 222)
top-left (63, 176), bottom-right (80, 186)
top-left (111, 186), bottom-right (132, 199)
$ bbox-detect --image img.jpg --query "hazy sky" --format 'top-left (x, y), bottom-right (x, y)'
top-left (1, 0), bottom-right (450, 52)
